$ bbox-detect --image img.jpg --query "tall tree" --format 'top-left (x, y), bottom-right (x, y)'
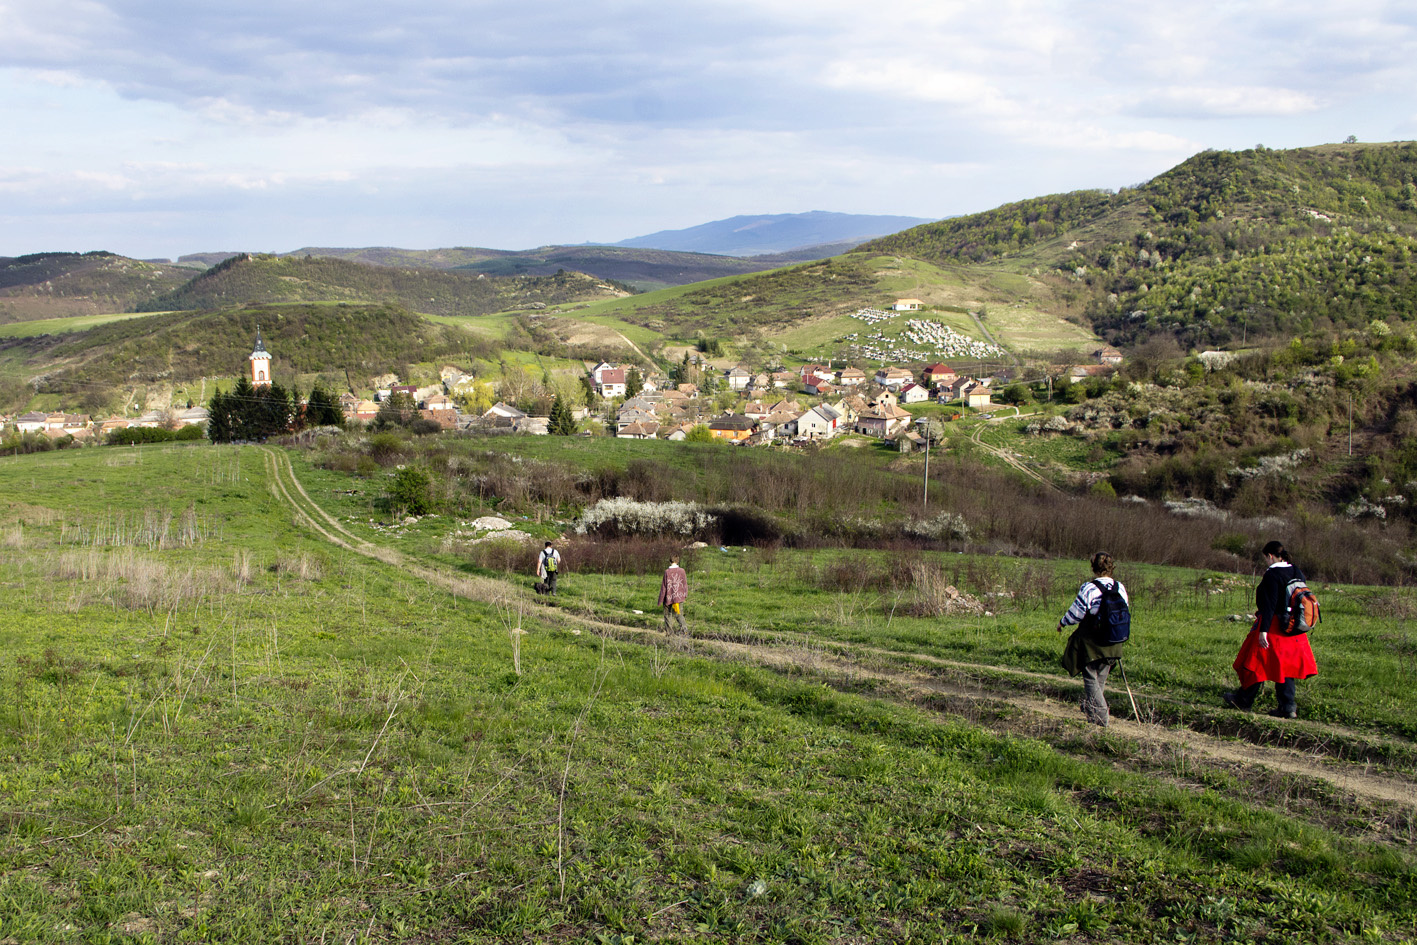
top-left (549, 394), bottom-right (578, 436)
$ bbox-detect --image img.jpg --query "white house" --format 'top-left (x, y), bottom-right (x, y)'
top-left (898, 382), bottom-right (930, 404)
top-left (893, 299), bottom-right (924, 312)
top-left (795, 404), bottom-right (842, 440)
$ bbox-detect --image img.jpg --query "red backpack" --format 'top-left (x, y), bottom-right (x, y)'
top-left (1281, 577), bottom-right (1320, 635)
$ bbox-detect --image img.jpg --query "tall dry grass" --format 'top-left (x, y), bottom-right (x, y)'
top-left (59, 506), bottom-right (219, 550)
top-left (51, 548), bottom-right (234, 612)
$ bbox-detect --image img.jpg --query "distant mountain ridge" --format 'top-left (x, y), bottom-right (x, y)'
top-left (609, 211), bottom-right (934, 256)
top-left (139, 254), bottom-right (630, 316)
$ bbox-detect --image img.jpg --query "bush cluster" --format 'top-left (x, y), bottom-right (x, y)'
top-left (576, 498), bottom-right (717, 538)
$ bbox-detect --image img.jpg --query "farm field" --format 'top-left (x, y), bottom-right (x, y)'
top-left (0, 443), bottom-right (1413, 943)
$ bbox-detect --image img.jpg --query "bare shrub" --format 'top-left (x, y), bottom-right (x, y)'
top-left (560, 537), bottom-right (699, 576)
top-left (464, 537), bottom-right (536, 574)
top-left (904, 563), bottom-right (988, 617)
top-left (1358, 590), bottom-right (1417, 619)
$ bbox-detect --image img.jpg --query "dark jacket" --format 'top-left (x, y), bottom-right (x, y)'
top-left (1256, 562), bottom-right (1303, 627)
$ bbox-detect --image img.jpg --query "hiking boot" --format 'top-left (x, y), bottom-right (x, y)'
top-left (1268, 707), bottom-right (1297, 720)
top-left (1221, 691), bottom-right (1249, 711)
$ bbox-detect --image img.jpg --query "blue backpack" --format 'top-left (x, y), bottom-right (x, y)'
top-left (1085, 579), bottom-right (1131, 644)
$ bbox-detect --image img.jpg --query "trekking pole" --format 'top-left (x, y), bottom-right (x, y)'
top-left (1118, 660), bottom-right (1141, 723)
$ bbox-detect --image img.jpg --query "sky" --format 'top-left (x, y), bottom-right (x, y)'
top-left (3, 0), bottom-right (1417, 260)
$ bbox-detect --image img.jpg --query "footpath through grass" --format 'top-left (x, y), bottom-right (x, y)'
top-left (0, 444), bottom-right (1413, 943)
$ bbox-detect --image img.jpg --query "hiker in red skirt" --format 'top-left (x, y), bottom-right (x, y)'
top-left (1223, 540), bottom-right (1318, 719)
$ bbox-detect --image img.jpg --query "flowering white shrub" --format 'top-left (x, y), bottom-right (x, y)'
top-left (904, 512), bottom-right (971, 541)
top-left (576, 498), bottom-right (717, 537)
top-left (1227, 449), bottom-right (1309, 481)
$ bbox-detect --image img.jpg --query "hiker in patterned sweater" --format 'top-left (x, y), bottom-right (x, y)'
top-left (657, 555), bottom-right (689, 634)
top-left (1056, 552), bottom-right (1131, 727)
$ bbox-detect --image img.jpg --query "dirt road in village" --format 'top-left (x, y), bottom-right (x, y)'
top-left (259, 447), bottom-right (1416, 822)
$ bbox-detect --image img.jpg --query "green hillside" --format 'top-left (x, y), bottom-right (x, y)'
top-left (0, 303), bottom-right (497, 411)
top-left (139, 254), bottom-right (632, 317)
top-left (282, 244), bottom-right (844, 292)
top-left (0, 251), bottom-right (195, 324)
top-left (861, 142), bottom-right (1417, 348)
top-left (564, 252), bottom-right (1096, 357)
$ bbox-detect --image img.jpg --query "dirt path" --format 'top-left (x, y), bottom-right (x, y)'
top-left (259, 447), bottom-right (1415, 812)
top-left (969, 421), bottom-right (1059, 491)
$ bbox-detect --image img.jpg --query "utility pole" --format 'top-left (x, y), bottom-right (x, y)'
top-left (1348, 393), bottom-right (1354, 457)
top-left (922, 424), bottom-right (930, 511)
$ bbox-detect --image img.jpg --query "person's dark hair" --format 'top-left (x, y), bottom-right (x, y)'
top-left (1090, 552), bottom-right (1114, 576)
top-left (1261, 540), bottom-right (1291, 562)
top-left (544, 541), bottom-right (553, 548)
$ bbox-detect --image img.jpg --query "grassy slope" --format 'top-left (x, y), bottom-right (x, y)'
top-left (563, 254), bottom-right (1097, 358)
top-left (0, 253), bottom-right (196, 324)
top-left (0, 444), bottom-right (1410, 943)
top-left (0, 311), bottom-right (172, 339)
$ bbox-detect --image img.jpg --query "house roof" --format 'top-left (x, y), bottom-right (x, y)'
top-left (600, 368), bottom-right (626, 384)
top-left (708, 415), bottom-right (756, 431)
top-left (618, 420), bottom-right (660, 437)
top-left (484, 402), bottom-right (527, 419)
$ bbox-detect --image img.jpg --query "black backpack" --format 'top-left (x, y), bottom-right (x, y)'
top-left (1084, 579), bottom-right (1131, 644)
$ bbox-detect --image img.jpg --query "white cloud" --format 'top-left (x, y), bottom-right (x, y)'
top-left (1, 0), bottom-right (1416, 257)
top-left (1132, 86), bottom-right (1323, 119)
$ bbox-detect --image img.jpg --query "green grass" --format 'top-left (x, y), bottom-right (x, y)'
top-left (0, 444), bottom-right (1412, 942)
top-left (0, 311), bottom-right (173, 339)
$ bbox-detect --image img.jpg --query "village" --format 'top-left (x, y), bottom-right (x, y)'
top-left (0, 306), bottom-right (1124, 450)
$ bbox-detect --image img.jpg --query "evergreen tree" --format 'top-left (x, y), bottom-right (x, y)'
top-left (306, 384), bottom-right (344, 426)
top-left (626, 367), bottom-right (644, 399)
top-left (207, 377), bottom-right (256, 443)
top-left (549, 394), bottom-right (578, 435)
top-left (206, 389), bottom-right (234, 443)
top-left (251, 383), bottom-right (294, 440)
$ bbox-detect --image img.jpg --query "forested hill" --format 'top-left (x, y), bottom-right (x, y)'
top-left (6, 303), bottom-right (493, 408)
top-left (139, 254), bottom-right (633, 317)
top-left (0, 252), bottom-right (195, 324)
top-left (859, 142), bottom-right (1417, 348)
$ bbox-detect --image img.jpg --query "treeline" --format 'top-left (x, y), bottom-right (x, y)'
top-left (207, 378), bottom-right (343, 443)
top-left (140, 254), bottom-right (625, 317)
top-left (615, 256), bottom-right (879, 336)
top-left (857, 190), bottom-right (1117, 264)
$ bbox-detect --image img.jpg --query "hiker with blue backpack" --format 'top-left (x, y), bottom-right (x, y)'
top-left (1056, 551), bottom-right (1131, 727)
top-left (1223, 540), bottom-right (1319, 719)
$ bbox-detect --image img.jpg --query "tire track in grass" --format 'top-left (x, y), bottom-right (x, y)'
top-left (259, 446), bottom-right (1416, 812)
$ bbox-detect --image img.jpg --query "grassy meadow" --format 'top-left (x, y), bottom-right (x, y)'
top-left (0, 443), bottom-right (1413, 943)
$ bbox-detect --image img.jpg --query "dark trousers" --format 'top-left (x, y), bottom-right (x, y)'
top-left (544, 571), bottom-right (557, 595)
top-left (1232, 679), bottom-right (1296, 714)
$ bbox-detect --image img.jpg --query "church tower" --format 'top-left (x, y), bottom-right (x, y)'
top-left (249, 326), bottom-right (272, 388)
